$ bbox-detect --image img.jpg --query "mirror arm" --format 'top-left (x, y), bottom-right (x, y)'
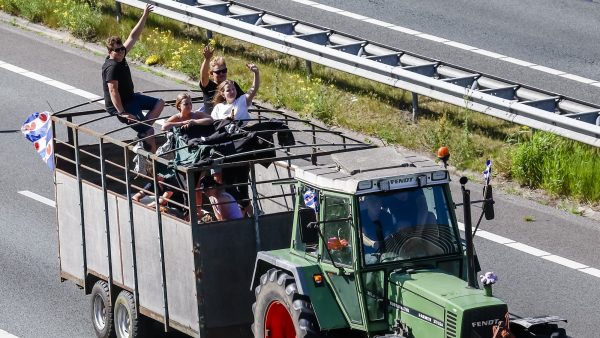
top-left (307, 221), bottom-right (347, 274)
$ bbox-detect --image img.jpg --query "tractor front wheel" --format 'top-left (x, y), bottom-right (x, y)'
top-left (252, 269), bottom-right (321, 338)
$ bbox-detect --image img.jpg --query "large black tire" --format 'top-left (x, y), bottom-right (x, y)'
top-left (91, 280), bottom-right (115, 338)
top-left (114, 290), bottom-right (143, 338)
top-left (252, 268), bottom-right (322, 338)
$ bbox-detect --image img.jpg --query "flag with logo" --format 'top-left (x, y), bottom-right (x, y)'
top-left (303, 189), bottom-right (319, 213)
top-left (482, 159), bottom-right (492, 186)
top-left (21, 111), bottom-right (55, 171)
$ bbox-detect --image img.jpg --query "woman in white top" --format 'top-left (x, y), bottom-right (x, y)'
top-left (211, 63), bottom-right (260, 122)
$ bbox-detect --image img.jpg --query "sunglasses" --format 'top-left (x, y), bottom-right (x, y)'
top-left (112, 46), bottom-right (126, 53)
top-left (211, 68), bottom-right (228, 75)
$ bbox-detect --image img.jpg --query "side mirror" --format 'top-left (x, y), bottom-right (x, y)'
top-left (483, 185), bottom-right (495, 220)
top-left (298, 208), bottom-right (318, 244)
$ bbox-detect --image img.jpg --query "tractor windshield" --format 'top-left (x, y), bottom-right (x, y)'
top-left (359, 185), bottom-right (460, 265)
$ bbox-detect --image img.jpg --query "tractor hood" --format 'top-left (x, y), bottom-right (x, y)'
top-left (389, 270), bottom-right (501, 305)
top-left (387, 270), bottom-right (508, 338)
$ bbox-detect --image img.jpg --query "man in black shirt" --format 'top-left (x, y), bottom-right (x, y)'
top-left (102, 4), bottom-right (164, 152)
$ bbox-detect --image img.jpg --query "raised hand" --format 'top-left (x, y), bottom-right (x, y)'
top-left (246, 63), bottom-right (258, 73)
top-left (203, 45), bottom-right (214, 60)
top-left (143, 4), bottom-right (154, 17)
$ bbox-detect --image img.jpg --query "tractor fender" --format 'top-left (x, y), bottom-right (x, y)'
top-left (251, 251), bottom-right (349, 331)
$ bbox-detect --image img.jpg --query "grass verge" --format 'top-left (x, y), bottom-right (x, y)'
top-left (1, 0), bottom-right (598, 205)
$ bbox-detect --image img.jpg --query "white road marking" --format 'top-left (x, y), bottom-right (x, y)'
top-left (505, 242), bottom-right (550, 257)
top-left (389, 26), bottom-right (421, 35)
top-left (0, 329), bottom-right (20, 338)
top-left (290, 0), bottom-right (600, 87)
top-left (417, 33), bottom-right (448, 43)
top-left (472, 49), bottom-right (506, 59)
top-left (542, 255), bottom-right (588, 270)
top-left (444, 41), bottom-right (477, 51)
top-left (364, 18), bottom-right (394, 27)
top-left (339, 11), bottom-right (368, 20)
top-left (313, 4), bottom-right (342, 13)
top-left (560, 73), bottom-right (597, 85)
top-left (503, 57), bottom-right (536, 67)
top-left (457, 222), bottom-right (599, 278)
top-left (18, 191), bottom-right (55, 208)
top-left (530, 65), bottom-right (565, 75)
top-left (0, 59), bottom-right (103, 103)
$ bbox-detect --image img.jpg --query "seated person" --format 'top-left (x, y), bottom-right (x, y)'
top-left (210, 63), bottom-right (260, 123)
top-left (161, 93), bottom-right (213, 131)
top-left (205, 186), bottom-right (243, 221)
top-left (188, 172), bottom-right (244, 221)
top-left (360, 195), bottom-right (394, 253)
top-left (132, 162), bottom-right (183, 214)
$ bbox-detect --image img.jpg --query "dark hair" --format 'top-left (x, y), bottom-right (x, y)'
top-left (105, 36), bottom-right (123, 51)
top-left (212, 80), bottom-right (235, 105)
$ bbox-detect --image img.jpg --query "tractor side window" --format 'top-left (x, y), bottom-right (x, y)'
top-left (321, 195), bottom-right (353, 266)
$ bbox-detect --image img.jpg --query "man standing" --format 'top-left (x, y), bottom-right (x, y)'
top-left (102, 4), bottom-right (164, 152)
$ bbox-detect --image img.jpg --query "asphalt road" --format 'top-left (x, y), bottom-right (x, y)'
top-left (239, 0), bottom-right (600, 106)
top-left (1, 6), bottom-right (599, 338)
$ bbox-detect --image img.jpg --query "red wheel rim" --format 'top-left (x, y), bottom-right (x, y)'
top-left (264, 301), bottom-right (295, 338)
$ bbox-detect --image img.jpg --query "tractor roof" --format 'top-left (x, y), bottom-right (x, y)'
top-left (294, 147), bottom-right (448, 194)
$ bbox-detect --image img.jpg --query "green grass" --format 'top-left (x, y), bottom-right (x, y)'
top-left (1, 0), bottom-right (599, 204)
top-left (511, 132), bottom-right (600, 202)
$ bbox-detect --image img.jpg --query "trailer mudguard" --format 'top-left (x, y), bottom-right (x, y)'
top-left (251, 250), bottom-right (349, 330)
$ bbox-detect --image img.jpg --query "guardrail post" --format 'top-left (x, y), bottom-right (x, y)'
top-left (596, 114), bottom-right (600, 126)
top-left (305, 60), bottom-right (313, 78)
top-left (412, 92), bottom-right (419, 121)
top-left (206, 30), bottom-right (213, 40)
top-left (115, 1), bottom-right (122, 22)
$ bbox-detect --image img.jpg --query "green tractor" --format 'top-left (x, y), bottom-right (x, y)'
top-left (250, 147), bottom-right (566, 338)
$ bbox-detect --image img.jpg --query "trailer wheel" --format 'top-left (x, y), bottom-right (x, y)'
top-left (114, 290), bottom-right (143, 338)
top-left (91, 280), bottom-right (115, 338)
top-left (252, 268), bottom-right (321, 338)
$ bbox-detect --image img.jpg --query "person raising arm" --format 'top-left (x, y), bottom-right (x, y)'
top-left (210, 63), bottom-right (260, 122)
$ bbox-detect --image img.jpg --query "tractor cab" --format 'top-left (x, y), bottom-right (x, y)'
top-left (289, 147), bottom-right (509, 336)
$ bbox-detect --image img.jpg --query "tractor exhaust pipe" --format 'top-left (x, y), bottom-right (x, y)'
top-left (460, 177), bottom-right (478, 288)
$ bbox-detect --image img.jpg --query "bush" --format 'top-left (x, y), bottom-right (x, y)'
top-left (54, 0), bottom-right (101, 40)
top-left (511, 132), bottom-right (600, 201)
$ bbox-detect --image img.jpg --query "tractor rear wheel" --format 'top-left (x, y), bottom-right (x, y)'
top-left (252, 269), bottom-right (321, 338)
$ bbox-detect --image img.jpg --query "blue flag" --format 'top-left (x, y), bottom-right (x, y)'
top-left (21, 111), bottom-right (55, 171)
top-left (303, 189), bottom-right (319, 213)
top-left (483, 159), bottom-right (492, 185)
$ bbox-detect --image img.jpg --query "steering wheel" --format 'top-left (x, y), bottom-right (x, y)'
top-left (381, 226), bottom-right (445, 260)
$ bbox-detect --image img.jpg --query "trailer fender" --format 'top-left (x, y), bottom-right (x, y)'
top-left (251, 251), bottom-right (348, 331)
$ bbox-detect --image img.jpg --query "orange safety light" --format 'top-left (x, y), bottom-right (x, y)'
top-left (313, 274), bottom-right (324, 287)
top-left (437, 146), bottom-right (450, 168)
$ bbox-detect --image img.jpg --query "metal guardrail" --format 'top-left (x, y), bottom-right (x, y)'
top-left (116, 0), bottom-right (600, 147)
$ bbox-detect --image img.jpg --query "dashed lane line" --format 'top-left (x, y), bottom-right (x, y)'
top-left (18, 191), bottom-right (55, 208)
top-left (290, 0), bottom-right (600, 86)
top-left (462, 222), bottom-right (599, 279)
top-left (0, 329), bottom-right (20, 338)
top-left (0, 59), bottom-right (103, 103)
